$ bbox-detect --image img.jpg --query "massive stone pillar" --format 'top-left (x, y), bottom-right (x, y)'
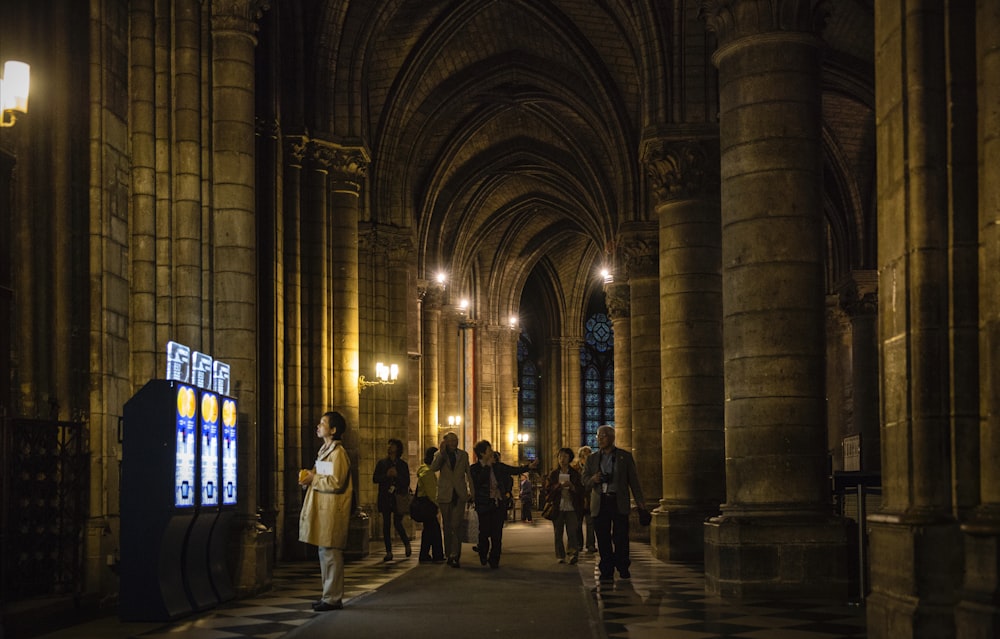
top-left (867, 3), bottom-right (980, 636)
top-left (210, 0), bottom-right (267, 594)
top-left (643, 134), bottom-right (724, 562)
top-left (604, 282), bottom-right (631, 451)
top-left (958, 2), bottom-right (1000, 637)
top-left (620, 224), bottom-right (661, 511)
top-left (701, 0), bottom-right (847, 597)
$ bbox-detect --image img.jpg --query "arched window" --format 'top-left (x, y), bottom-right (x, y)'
top-left (517, 332), bottom-right (538, 460)
top-left (581, 311), bottom-right (614, 448)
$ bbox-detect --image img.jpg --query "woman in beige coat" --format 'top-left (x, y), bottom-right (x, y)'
top-left (298, 411), bottom-right (352, 611)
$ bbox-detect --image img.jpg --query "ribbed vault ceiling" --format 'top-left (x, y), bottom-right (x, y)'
top-left (325, 0), bottom-right (655, 328)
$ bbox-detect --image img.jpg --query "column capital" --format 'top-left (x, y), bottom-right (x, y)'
top-left (282, 135), bottom-right (308, 168)
top-left (641, 134), bottom-right (720, 204)
top-left (210, 0), bottom-right (270, 35)
top-left (604, 282), bottom-right (631, 320)
top-left (360, 222), bottom-right (413, 263)
top-left (700, 0), bottom-right (828, 49)
top-left (309, 139), bottom-right (370, 193)
top-left (837, 270), bottom-right (878, 317)
top-left (418, 283), bottom-right (446, 309)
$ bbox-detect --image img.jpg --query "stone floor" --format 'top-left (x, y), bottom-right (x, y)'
top-left (21, 521), bottom-right (867, 639)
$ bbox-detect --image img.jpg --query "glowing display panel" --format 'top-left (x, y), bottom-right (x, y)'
top-left (221, 397), bottom-right (238, 506)
top-left (174, 384), bottom-right (197, 508)
top-left (200, 391), bottom-right (220, 507)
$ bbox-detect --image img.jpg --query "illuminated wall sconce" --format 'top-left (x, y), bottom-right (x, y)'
top-left (359, 361), bottom-right (399, 391)
top-left (600, 267), bottom-right (613, 284)
top-left (447, 415), bottom-right (462, 428)
top-left (516, 432), bottom-right (529, 444)
top-left (0, 60), bottom-right (30, 127)
top-left (509, 315), bottom-right (518, 328)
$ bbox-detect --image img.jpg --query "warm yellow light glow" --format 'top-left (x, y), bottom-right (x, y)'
top-left (0, 60), bottom-right (30, 127)
top-left (600, 267), bottom-right (613, 283)
top-left (436, 271), bottom-right (447, 285)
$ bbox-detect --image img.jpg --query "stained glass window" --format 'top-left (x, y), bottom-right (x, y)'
top-left (581, 311), bottom-right (613, 448)
top-left (517, 332), bottom-right (538, 461)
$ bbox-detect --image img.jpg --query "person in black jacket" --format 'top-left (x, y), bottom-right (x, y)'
top-left (469, 440), bottom-right (538, 568)
top-left (373, 438), bottom-right (411, 561)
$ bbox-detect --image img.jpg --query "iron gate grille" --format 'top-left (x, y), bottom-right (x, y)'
top-left (1, 417), bottom-right (89, 603)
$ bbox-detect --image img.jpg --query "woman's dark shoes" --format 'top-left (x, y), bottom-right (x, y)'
top-left (404, 541), bottom-right (412, 557)
top-left (313, 600), bottom-right (343, 612)
top-left (383, 553), bottom-right (393, 562)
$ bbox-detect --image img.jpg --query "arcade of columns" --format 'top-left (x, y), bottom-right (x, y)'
top-left (3, 2), bottom-right (999, 638)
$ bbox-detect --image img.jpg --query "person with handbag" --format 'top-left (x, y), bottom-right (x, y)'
top-left (544, 447), bottom-right (585, 564)
top-left (298, 411), bottom-right (352, 611)
top-left (469, 440), bottom-right (538, 569)
top-left (373, 438), bottom-right (412, 561)
top-left (415, 446), bottom-right (445, 563)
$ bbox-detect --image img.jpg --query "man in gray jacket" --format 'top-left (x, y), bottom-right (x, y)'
top-left (583, 425), bottom-right (647, 582)
top-left (430, 431), bottom-right (473, 567)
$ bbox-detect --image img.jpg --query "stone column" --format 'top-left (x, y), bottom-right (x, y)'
top-left (210, 0), bottom-right (268, 593)
top-left (498, 326), bottom-right (519, 464)
top-left (958, 2), bottom-right (1000, 636)
top-left (642, 134), bottom-right (724, 562)
top-left (620, 224), bottom-right (661, 511)
top-left (300, 143), bottom-right (330, 425)
top-left (324, 142), bottom-right (367, 507)
top-left (604, 282), bottom-right (632, 451)
top-left (281, 136), bottom-right (306, 557)
top-left (701, 0), bottom-right (847, 598)
top-left (552, 335), bottom-right (583, 448)
top-left (420, 284), bottom-right (444, 449)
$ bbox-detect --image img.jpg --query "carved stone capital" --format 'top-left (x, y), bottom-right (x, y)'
top-left (604, 283), bottom-right (631, 320)
top-left (838, 270), bottom-right (878, 317)
top-left (616, 225), bottom-right (659, 281)
top-left (419, 284), bottom-right (446, 309)
top-left (210, 0), bottom-right (270, 34)
top-left (642, 137), bottom-right (720, 204)
top-left (282, 135), bottom-right (308, 168)
top-left (700, 0), bottom-right (828, 48)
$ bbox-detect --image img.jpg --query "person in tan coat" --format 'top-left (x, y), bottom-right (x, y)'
top-left (298, 411), bottom-right (352, 611)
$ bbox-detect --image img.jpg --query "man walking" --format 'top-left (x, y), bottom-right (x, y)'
top-left (430, 431), bottom-right (473, 567)
top-left (583, 425), bottom-right (647, 582)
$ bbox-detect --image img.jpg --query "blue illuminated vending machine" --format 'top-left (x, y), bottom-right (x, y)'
top-left (120, 342), bottom-right (237, 620)
top-left (120, 373), bottom-right (199, 619)
top-left (203, 358), bottom-right (236, 603)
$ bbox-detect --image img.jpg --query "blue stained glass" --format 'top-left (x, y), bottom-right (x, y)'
top-left (581, 310), bottom-right (614, 449)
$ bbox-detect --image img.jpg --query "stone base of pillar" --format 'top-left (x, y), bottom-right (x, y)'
top-left (956, 525), bottom-right (1000, 639)
top-left (704, 514), bottom-right (848, 598)
top-left (864, 515), bottom-right (962, 639)
top-left (345, 509), bottom-right (372, 561)
top-left (232, 517), bottom-right (275, 597)
top-left (629, 507), bottom-right (650, 543)
top-left (651, 506), bottom-right (715, 562)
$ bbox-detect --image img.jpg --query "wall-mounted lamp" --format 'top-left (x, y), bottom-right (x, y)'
top-left (447, 415), bottom-right (462, 428)
top-left (516, 432), bottom-right (529, 444)
top-left (600, 267), bottom-right (613, 284)
top-left (0, 61), bottom-right (30, 128)
top-left (359, 361), bottom-right (399, 391)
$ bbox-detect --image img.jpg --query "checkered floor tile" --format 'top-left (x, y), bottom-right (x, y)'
top-left (28, 527), bottom-right (868, 639)
top-left (577, 542), bottom-right (867, 639)
top-left (133, 547), bottom-right (418, 638)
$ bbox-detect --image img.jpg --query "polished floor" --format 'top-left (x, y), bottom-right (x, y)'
top-left (24, 521), bottom-right (867, 639)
